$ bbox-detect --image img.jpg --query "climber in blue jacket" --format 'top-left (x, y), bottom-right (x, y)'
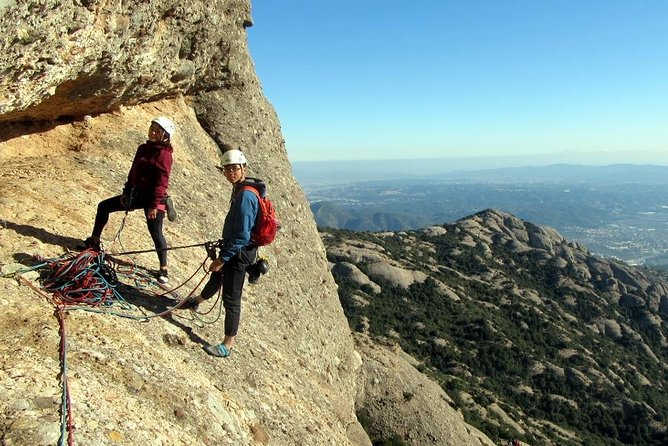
top-left (180, 148), bottom-right (266, 358)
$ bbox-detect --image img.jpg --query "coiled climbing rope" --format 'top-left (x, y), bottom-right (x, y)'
top-left (40, 249), bottom-right (128, 307)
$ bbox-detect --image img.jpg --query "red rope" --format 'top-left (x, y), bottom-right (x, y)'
top-left (56, 307), bottom-right (75, 446)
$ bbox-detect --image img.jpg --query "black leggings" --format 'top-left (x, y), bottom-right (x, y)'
top-left (200, 245), bottom-right (257, 337)
top-left (92, 195), bottom-right (168, 268)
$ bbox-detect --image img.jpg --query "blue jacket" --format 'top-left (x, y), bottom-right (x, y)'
top-left (219, 178), bottom-right (266, 262)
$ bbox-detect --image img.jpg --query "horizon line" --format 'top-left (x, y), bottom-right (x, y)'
top-left (289, 150), bottom-right (668, 165)
top-left (291, 158), bottom-right (668, 166)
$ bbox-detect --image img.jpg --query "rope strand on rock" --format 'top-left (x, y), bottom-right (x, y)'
top-left (56, 307), bottom-right (74, 446)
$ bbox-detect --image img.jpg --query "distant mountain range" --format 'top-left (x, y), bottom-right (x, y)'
top-left (293, 160), bottom-right (668, 185)
top-left (300, 164), bottom-right (668, 268)
top-left (323, 209), bottom-right (668, 445)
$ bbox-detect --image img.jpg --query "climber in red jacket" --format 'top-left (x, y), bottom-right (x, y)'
top-left (80, 116), bottom-right (175, 283)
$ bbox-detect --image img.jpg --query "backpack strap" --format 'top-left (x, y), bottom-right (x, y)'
top-left (241, 185), bottom-right (261, 200)
top-left (241, 186), bottom-right (262, 221)
top-left (241, 186), bottom-right (261, 245)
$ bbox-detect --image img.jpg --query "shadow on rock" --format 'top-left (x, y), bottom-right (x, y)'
top-left (12, 252), bottom-right (43, 266)
top-left (3, 220), bottom-right (82, 251)
top-left (117, 281), bottom-right (210, 348)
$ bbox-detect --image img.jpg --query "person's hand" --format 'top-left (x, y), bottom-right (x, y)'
top-left (147, 208), bottom-right (158, 219)
top-left (209, 259), bottom-right (224, 272)
top-left (120, 194), bottom-right (130, 208)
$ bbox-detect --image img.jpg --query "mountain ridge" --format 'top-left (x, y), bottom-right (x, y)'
top-left (307, 169), bottom-right (668, 267)
top-left (323, 208), bottom-right (668, 445)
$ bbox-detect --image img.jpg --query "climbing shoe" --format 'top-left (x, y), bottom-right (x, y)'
top-left (77, 237), bottom-right (101, 251)
top-left (165, 196), bottom-right (177, 222)
top-left (156, 270), bottom-right (169, 284)
top-left (179, 296), bottom-right (203, 310)
top-left (247, 258), bottom-right (269, 284)
top-left (204, 343), bottom-right (231, 358)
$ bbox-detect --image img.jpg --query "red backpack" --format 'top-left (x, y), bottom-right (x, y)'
top-left (242, 186), bottom-right (278, 246)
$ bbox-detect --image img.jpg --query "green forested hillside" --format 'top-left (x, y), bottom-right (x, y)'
top-left (323, 210), bottom-right (668, 445)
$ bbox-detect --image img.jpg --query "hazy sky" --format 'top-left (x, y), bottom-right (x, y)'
top-left (247, 1), bottom-right (668, 164)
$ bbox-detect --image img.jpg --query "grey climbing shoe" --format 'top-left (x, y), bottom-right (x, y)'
top-left (165, 196), bottom-right (177, 222)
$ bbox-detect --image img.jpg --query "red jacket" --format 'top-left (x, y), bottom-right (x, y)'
top-left (124, 141), bottom-right (173, 208)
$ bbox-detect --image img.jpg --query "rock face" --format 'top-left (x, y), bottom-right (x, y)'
top-left (355, 335), bottom-right (496, 446)
top-left (0, 0), bottom-right (253, 123)
top-left (328, 237), bottom-right (428, 289)
top-left (0, 2), bottom-right (493, 445)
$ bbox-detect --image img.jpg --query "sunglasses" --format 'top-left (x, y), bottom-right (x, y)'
top-left (220, 165), bottom-right (242, 173)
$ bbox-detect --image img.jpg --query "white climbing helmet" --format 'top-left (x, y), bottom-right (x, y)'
top-left (221, 149), bottom-right (248, 166)
top-left (151, 116), bottom-right (176, 138)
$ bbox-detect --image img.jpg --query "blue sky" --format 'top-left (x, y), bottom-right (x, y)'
top-left (247, 1), bottom-right (668, 164)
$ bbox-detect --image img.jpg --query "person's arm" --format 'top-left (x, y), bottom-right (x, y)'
top-left (151, 148), bottom-right (173, 209)
top-left (123, 145), bottom-right (143, 196)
